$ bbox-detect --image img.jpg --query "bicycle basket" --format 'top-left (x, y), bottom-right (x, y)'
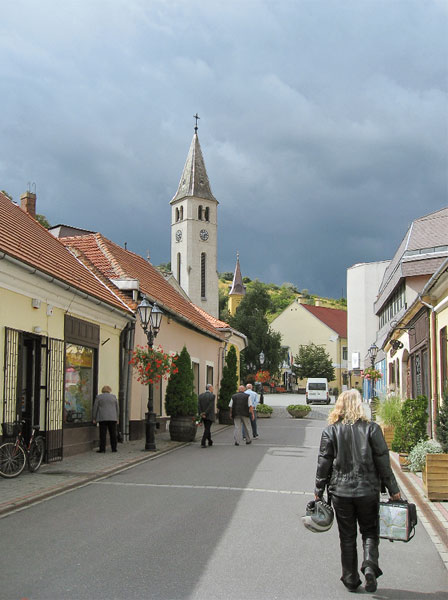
top-left (1, 422), bottom-right (21, 438)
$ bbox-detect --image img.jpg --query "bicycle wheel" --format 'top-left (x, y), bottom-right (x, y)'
top-left (28, 437), bottom-right (45, 472)
top-left (0, 442), bottom-right (26, 478)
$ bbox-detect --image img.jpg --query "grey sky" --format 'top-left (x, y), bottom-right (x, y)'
top-left (1, 0), bottom-right (447, 298)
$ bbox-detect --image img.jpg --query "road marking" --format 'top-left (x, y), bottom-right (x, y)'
top-left (94, 480), bottom-right (314, 496)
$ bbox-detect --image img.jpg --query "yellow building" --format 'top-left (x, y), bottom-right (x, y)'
top-left (270, 299), bottom-right (348, 392)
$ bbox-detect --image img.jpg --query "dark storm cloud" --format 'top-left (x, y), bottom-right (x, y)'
top-left (1, 0), bottom-right (447, 297)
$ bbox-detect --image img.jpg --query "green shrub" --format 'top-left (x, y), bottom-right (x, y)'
top-left (164, 346), bottom-right (197, 417)
top-left (217, 345), bottom-right (238, 410)
top-left (256, 403), bottom-right (273, 414)
top-left (408, 439), bottom-right (443, 473)
top-left (287, 404), bottom-right (311, 418)
top-left (391, 395), bottom-right (428, 453)
top-left (377, 395), bottom-right (402, 427)
top-left (436, 382), bottom-right (448, 453)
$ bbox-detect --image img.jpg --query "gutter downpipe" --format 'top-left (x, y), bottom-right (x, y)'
top-left (420, 296), bottom-right (437, 438)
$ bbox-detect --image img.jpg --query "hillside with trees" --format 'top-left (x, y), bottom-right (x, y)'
top-left (218, 273), bottom-right (346, 322)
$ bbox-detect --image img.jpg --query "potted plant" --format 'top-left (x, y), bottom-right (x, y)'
top-left (256, 404), bottom-right (273, 418)
top-left (287, 404), bottom-right (311, 418)
top-left (377, 395), bottom-right (402, 449)
top-left (165, 346), bottom-right (198, 442)
top-left (408, 439), bottom-right (443, 473)
top-left (130, 345), bottom-right (177, 385)
top-left (424, 383), bottom-right (448, 500)
top-left (217, 345), bottom-right (238, 424)
top-left (391, 395), bottom-right (428, 470)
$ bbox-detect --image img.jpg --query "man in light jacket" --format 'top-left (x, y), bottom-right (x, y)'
top-left (93, 385), bottom-right (119, 453)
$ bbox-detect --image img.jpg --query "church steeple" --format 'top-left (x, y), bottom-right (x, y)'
top-left (229, 253), bottom-right (246, 316)
top-left (170, 116), bottom-right (219, 318)
top-left (171, 127), bottom-right (216, 204)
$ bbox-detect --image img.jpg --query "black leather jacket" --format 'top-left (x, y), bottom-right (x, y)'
top-left (315, 419), bottom-right (399, 498)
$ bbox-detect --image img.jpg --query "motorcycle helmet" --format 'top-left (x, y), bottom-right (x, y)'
top-left (302, 499), bottom-right (334, 533)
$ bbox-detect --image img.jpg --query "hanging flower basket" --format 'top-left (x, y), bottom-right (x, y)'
top-left (129, 345), bottom-right (178, 385)
top-left (255, 370), bottom-right (271, 384)
top-left (362, 367), bottom-right (383, 382)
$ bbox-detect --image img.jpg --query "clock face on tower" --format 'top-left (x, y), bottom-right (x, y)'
top-left (199, 229), bottom-right (209, 241)
top-left (175, 229), bottom-right (182, 242)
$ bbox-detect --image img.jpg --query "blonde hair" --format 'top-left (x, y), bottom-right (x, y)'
top-left (328, 389), bottom-right (369, 425)
top-left (101, 385), bottom-right (112, 394)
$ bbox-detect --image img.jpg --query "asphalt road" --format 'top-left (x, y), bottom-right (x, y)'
top-left (1, 401), bottom-right (447, 600)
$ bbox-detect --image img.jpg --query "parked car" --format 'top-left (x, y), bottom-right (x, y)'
top-left (306, 378), bottom-right (330, 405)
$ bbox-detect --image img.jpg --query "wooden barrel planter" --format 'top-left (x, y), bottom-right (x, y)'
top-left (380, 425), bottom-right (395, 450)
top-left (169, 416), bottom-right (197, 442)
top-left (398, 452), bottom-right (410, 471)
top-left (423, 454), bottom-right (448, 500)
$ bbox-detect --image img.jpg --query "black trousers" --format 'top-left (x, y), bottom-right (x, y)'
top-left (332, 494), bottom-right (382, 590)
top-left (201, 419), bottom-right (213, 446)
top-left (99, 421), bottom-right (118, 452)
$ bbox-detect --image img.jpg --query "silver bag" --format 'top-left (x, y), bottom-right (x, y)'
top-left (379, 500), bottom-right (417, 542)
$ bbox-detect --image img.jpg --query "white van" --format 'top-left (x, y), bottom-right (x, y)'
top-left (306, 378), bottom-right (330, 405)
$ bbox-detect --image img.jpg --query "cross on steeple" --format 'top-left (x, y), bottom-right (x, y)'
top-left (193, 113), bottom-right (200, 133)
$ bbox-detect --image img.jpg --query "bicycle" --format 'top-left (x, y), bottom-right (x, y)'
top-left (0, 421), bottom-right (45, 478)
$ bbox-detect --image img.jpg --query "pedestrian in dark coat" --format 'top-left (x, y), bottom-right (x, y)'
top-left (314, 389), bottom-right (401, 593)
top-left (198, 384), bottom-right (215, 448)
top-left (93, 385), bottom-right (119, 453)
top-left (229, 385), bottom-right (254, 445)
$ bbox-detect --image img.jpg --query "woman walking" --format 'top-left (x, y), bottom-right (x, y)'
top-left (314, 389), bottom-right (401, 593)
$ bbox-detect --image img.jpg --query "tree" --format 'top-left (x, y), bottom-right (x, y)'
top-left (164, 346), bottom-right (197, 416)
top-left (229, 281), bottom-right (286, 378)
top-left (36, 214), bottom-right (51, 229)
top-left (217, 345), bottom-right (238, 410)
top-left (293, 343), bottom-right (335, 381)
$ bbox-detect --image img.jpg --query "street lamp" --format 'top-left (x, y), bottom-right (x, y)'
top-left (137, 298), bottom-right (164, 450)
top-left (259, 351), bottom-right (265, 404)
top-left (367, 342), bottom-right (379, 417)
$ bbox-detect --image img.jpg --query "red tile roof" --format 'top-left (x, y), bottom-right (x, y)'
top-left (61, 233), bottom-right (223, 340)
top-left (0, 192), bottom-right (133, 314)
top-left (301, 304), bottom-right (347, 338)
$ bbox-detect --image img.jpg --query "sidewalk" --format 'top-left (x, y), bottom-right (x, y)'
top-left (390, 451), bottom-right (448, 572)
top-left (0, 423), bottom-right (227, 518)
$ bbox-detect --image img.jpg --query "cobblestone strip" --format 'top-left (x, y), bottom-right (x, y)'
top-left (390, 453), bottom-right (448, 572)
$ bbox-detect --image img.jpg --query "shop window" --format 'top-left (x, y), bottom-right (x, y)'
top-left (64, 316), bottom-right (99, 425)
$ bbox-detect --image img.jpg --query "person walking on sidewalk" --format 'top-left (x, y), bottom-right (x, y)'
top-left (93, 385), bottom-right (119, 453)
top-left (198, 384), bottom-right (215, 448)
top-left (244, 383), bottom-right (259, 439)
top-left (229, 385), bottom-right (254, 446)
top-left (314, 389), bottom-right (401, 594)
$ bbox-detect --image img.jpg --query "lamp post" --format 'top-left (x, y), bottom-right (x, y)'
top-left (137, 298), bottom-right (163, 451)
top-left (259, 351), bottom-right (265, 404)
top-left (367, 342), bottom-right (378, 418)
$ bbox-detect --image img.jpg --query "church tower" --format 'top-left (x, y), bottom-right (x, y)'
top-left (170, 116), bottom-right (219, 317)
top-left (228, 253), bottom-right (246, 316)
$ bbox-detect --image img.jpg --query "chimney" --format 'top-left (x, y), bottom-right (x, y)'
top-left (21, 191), bottom-right (36, 219)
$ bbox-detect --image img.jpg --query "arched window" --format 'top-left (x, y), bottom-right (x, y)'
top-left (204, 207), bottom-right (210, 221)
top-left (175, 207), bottom-right (179, 222)
top-left (177, 253), bottom-right (181, 285)
top-left (201, 253), bottom-right (206, 299)
top-left (198, 205), bottom-right (203, 220)
top-left (180, 206), bottom-right (184, 220)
